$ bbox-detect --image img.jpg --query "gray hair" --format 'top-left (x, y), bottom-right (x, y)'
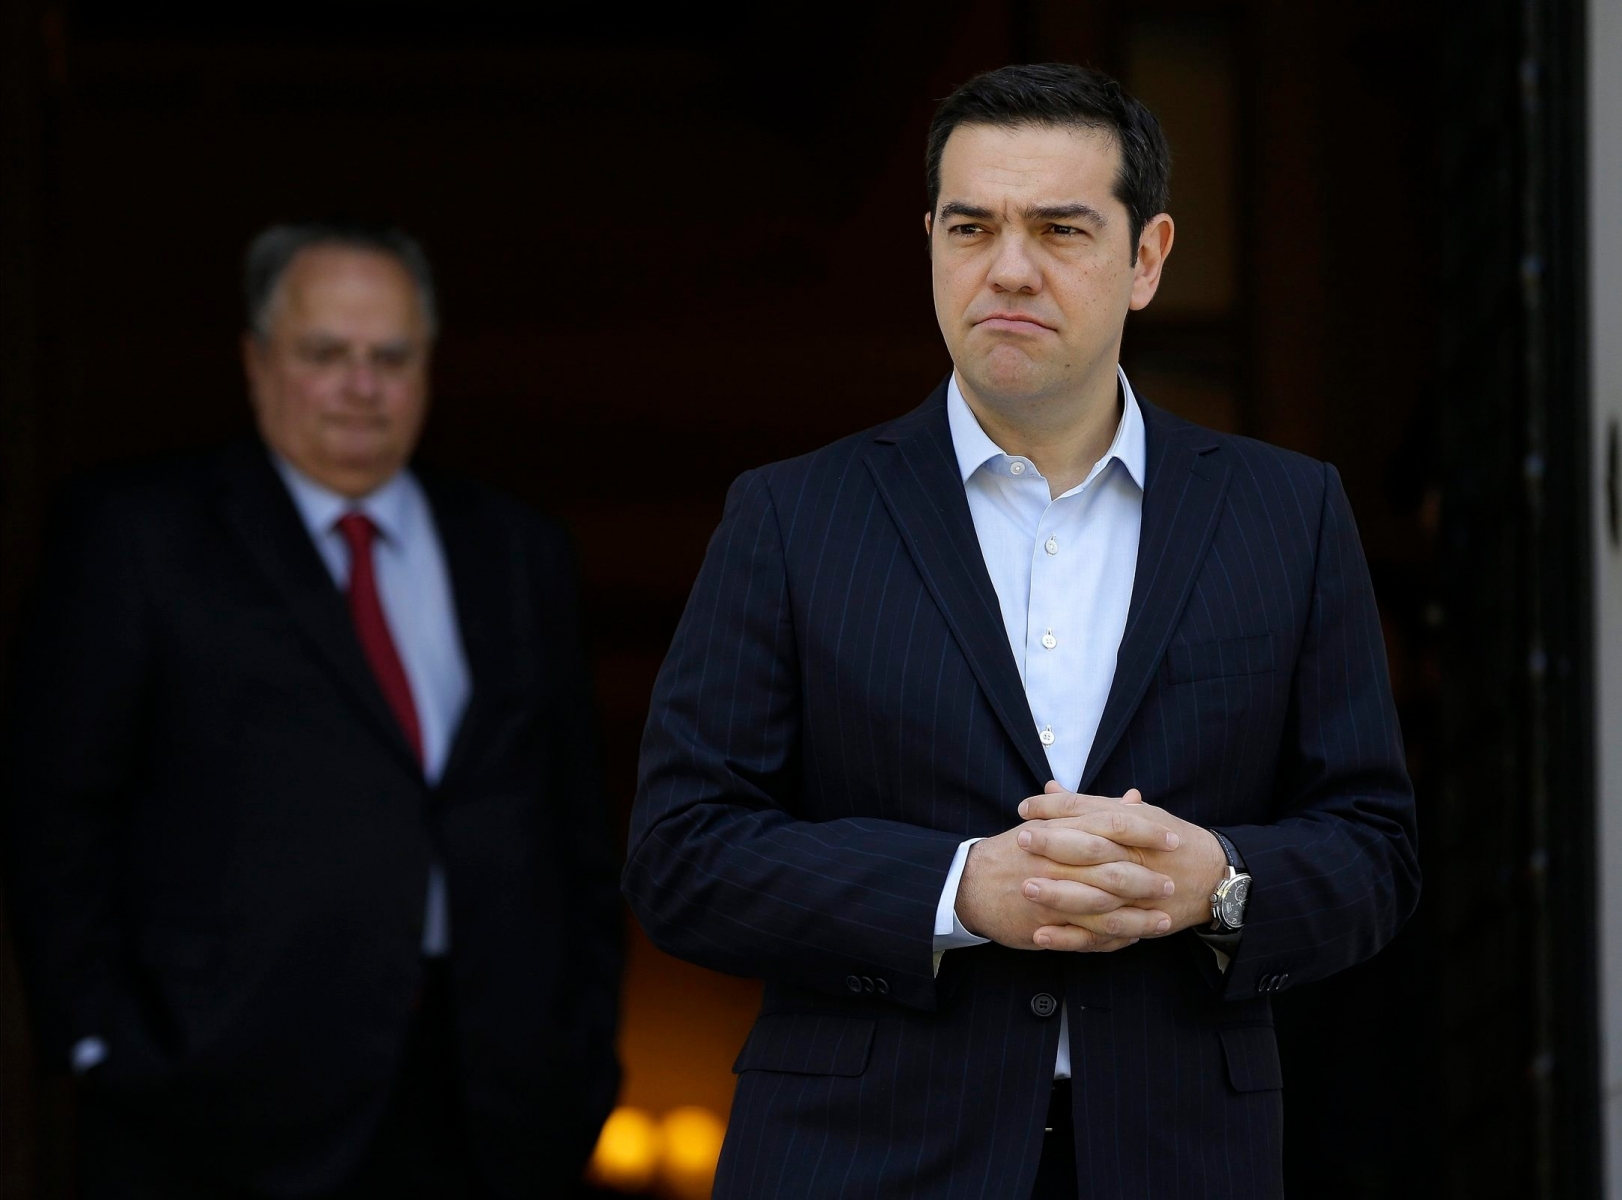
top-left (243, 220), bottom-right (439, 340)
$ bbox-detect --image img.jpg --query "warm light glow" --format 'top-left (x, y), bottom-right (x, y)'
top-left (585, 1103), bottom-right (727, 1197)
top-left (587, 1106), bottom-right (662, 1193)
top-left (657, 1106), bottom-right (726, 1200)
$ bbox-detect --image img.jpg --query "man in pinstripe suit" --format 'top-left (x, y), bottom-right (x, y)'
top-left (627, 64), bottom-right (1419, 1199)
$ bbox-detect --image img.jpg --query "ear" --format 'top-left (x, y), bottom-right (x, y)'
top-left (923, 211), bottom-right (933, 239)
top-left (1128, 213), bottom-right (1175, 312)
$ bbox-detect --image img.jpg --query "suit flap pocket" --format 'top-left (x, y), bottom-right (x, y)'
top-left (1167, 634), bottom-right (1277, 683)
top-left (732, 1013), bottom-right (875, 1077)
top-left (1220, 1023), bottom-right (1283, 1092)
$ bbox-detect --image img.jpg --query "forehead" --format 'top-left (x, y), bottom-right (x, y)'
top-left (936, 122), bottom-right (1124, 211)
top-left (273, 245), bottom-right (423, 333)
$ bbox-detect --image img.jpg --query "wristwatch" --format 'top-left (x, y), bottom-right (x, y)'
top-left (1208, 829), bottom-right (1251, 933)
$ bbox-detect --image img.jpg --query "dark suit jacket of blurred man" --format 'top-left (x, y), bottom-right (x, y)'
top-left (1, 439), bottom-right (622, 1197)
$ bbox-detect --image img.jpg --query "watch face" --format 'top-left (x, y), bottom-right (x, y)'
top-left (1217, 874), bottom-right (1251, 928)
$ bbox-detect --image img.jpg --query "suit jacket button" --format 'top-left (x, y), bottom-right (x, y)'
top-left (1278, 972), bottom-right (1290, 989)
top-left (1030, 992), bottom-right (1058, 1018)
top-left (862, 976), bottom-right (875, 993)
top-left (846, 975), bottom-right (863, 993)
top-left (874, 977), bottom-right (890, 995)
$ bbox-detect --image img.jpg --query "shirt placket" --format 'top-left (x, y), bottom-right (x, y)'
top-left (1027, 491), bottom-right (1077, 777)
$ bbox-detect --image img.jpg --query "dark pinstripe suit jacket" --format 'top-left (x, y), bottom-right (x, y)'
top-left (626, 381), bottom-right (1419, 1200)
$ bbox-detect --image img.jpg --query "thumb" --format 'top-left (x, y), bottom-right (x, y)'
top-left (1121, 788), bottom-right (1144, 804)
top-left (1044, 779), bottom-right (1067, 794)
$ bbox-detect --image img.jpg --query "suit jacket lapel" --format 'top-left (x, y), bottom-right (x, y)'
top-left (213, 439), bottom-right (422, 776)
top-left (1079, 403), bottom-right (1230, 792)
top-left (416, 469), bottom-right (512, 787)
top-left (865, 384), bottom-right (1054, 788)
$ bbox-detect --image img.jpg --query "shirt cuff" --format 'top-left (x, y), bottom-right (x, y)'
top-left (71, 1036), bottom-right (108, 1074)
top-left (1196, 928), bottom-right (1240, 973)
top-left (932, 837), bottom-right (991, 975)
top-left (421, 860), bottom-right (451, 957)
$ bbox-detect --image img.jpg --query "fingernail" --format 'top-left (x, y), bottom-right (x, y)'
top-left (1166, 833), bottom-right (1180, 848)
top-left (1157, 917), bottom-right (1171, 932)
top-left (1018, 800), bottom-right (1030, 817)
top-left (1162, 880), bottom-right (1175, 896)
top-left (1035, 933), bottom-right (1052, 947)
top-left (1017, 830), bottom-right (1031, 848)
top-left (1129, 938), bottom-right (1141, 945)
top-left (1023, 882), bottom-right (1040, 899)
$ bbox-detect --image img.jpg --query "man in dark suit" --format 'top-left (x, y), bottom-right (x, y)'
top-left (2, 221), bottom-right (622, 1198)
top-left (625, 64), bottom-right (1419, 1199)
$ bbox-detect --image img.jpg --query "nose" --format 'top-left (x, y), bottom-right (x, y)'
top-left (343, 357), bottom-right (383, 401)
top-left (987, 230), bottom-right (1041, 294)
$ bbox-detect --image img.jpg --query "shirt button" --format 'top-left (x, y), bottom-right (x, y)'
top-left (1039, 726), bottom-right (1056, 747)
top-left (1045, 537), bottom-right (1059, 555)
top-left (1030, 992), bottom-right (1059, 1018)
top-left (1010, 461), bottom-right (1026, 475)
top-left (1041, 630), bottom-right (1057, 650)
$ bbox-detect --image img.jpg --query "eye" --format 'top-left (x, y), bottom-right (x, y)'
top-left (373, 346), bottom-right (415, 371)
top-left (947, 223), bottom-right (986, 237)
top-left (1049, 224), bottom-right (1083, 236)
top-left (301, 343), bottom-right (347, 366)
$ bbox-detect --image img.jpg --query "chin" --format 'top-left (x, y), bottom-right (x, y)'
top-left (319, 447), bottom-right (404, 492)
top-left (323, 430), bottom-right (391, 463)
top-left (966, 356), bottom-right (1054, 405)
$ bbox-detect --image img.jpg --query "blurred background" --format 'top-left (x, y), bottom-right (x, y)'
top-left (2, 0), bottom-right (1618, 1197)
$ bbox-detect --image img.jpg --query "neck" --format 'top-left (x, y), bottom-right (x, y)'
top-left (271, 447), bottom-right (397, 501)
top-left (956, 362), bottom-right (1123, 498)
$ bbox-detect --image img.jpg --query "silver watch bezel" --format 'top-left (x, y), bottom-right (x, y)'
top-left (1210, 868), bottom-right (1251, 931)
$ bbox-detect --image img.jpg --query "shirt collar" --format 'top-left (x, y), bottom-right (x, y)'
top-left (945, 366), bottom-right (1147, 492)
top-left (270, 452), bottom-right (416, 545)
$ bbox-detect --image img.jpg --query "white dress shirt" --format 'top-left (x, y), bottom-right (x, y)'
top-left (931, 366), bottom-right (1146, 1080)
top-left (273, 455), bottom-right (471, 956)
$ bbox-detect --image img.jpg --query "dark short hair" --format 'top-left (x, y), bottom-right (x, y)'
top-left (925, 63), bottom-right (1171, 257)
top-left (243, 219), bottom-right (438, 339)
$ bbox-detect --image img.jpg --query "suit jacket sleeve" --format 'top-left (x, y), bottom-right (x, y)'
top-left (1211, 463), bottom-right (1421, 999)
top-left (1, 484), bottom-right (149, 1069)
top-left (625, 470), bottom-right (962, 1011)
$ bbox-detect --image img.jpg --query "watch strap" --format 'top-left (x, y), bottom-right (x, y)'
top-left (1211, 828), bottom-right (1245, 873)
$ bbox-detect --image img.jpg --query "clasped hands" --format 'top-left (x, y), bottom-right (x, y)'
top-left (955, 783), bottom-right (1227, 953)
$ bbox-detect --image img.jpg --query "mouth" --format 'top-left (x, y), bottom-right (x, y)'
top-left (973, 312), bottom-right (1055, 334)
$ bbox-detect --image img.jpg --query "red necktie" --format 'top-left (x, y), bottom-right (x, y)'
top-left (336, 513), bottom-right (423, 764)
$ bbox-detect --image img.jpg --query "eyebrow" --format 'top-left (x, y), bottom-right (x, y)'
top-left (938, 202), bottom-right (996, 222)
top-left (937, 200), bottom-right (1109, 228)
top-left (1027, 203), bottom-right (1108, 227)
top-left (293, 332), bottom-right (418, 354)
